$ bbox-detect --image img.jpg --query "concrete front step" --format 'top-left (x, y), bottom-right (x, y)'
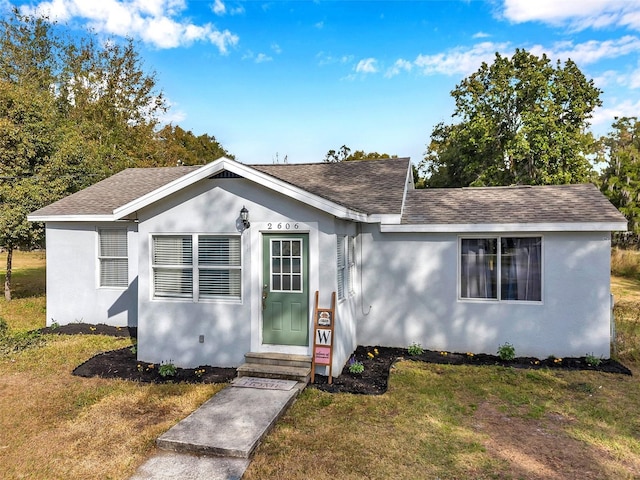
top-left (243, 352), bottom-right (312, 369)
top-left (236, 362), bottom-right (311, 383)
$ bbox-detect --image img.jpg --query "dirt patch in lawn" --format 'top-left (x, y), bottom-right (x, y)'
top-left (471, 402), bottom-right (640, 479)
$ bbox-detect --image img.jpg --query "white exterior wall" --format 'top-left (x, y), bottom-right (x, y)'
top-left (44, 222), bottom-right (138, 327)
top-left (136, 178), bottom-right (357, 370)
top-left (357, 228), bottom-right (612, 358)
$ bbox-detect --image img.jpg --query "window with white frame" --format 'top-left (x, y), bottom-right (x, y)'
top-left (152, 234), bottom-right (241, 300)
top-left (460, 236), bottom-right (542, 302)
top-left (153, 236), bottom-right (193, 298)
top-left (198, 236), bottom-right (241, 298)
top-left (347, 235), bottom-right (356, 295)
top-left (337, 235), bottom-right (346, 300)
top-left (98, 228), bottom-right (128, 288)
top-left (337, 235), bottom-right (356, 300)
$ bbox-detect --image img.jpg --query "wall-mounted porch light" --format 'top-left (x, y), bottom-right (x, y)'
top-left (240, 206), bottom-right (250, 229)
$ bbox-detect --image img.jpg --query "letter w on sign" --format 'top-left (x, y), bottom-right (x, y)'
top-left (316, 329), bottom-right (332, 345)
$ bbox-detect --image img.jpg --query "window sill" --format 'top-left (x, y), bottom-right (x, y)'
top-left (458, 297), bottom-right (543, 305)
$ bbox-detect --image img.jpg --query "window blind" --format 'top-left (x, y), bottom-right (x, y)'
top-left (337, 236), bottom-right (345, 300)
top-left (152, 236), bottom-right (193, 298)
top-left (198, 236), bottom-right (241, 299)
top-left (99, 229), bottom-right (128, 288)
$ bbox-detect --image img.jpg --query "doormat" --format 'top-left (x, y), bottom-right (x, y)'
top-left (232, 376), bottom-right (298, 391)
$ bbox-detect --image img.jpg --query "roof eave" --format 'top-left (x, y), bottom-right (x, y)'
top-left (380, 221), bottom-right (628, 233)
top-left (27, 214), bottom-right (118, 223)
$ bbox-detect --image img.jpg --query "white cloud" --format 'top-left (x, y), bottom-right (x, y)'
top-left (211, 0), bottom-right (225, 16)
top-left (315, 21), bottom-right (324, 29)
top-left (255, 53), bottom-right (272, 63)
top-left (271, 43), bottom-right (282, 54)
top-left (20, 0), bottom-right (239, 52)
top-left (502, 0), bottom-right (640, 31)
top-left (473, 31), bottom-right (491, 39)
top-left (316, 51), bottom-right (353, 66)
top-left (385, 58), bottom-right (412, 78)
top-left (592, 99), bottom-right (640, 127)
top-left (355, 57), bottom-right (378, 74)
top-left (414, 41), bottom-right (509, 76)
top-left (529, 35), bottom-right (640, 65)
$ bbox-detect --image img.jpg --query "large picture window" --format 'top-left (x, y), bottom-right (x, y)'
top-left (460, 236), bottom-right (542, 302)
top-left (98, 229), bottom-right (128, 288)
top-left (152, 234), bottom-right (242, 301)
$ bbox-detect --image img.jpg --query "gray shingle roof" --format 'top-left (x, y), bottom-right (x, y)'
top-left (29, 158), bottom-right (625, 229)
top-left (30, 166), bottom-right (200, 217)
top-left (401, 184), bottom-right (626, 225)
top-left (253, 157), bottom-right (410, 215)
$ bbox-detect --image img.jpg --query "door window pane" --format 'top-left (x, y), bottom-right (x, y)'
top-left (271, 238), bottom-right (304, 292)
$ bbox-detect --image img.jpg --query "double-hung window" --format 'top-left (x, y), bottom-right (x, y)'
top-left (337, 235), bottom-right (356, 300)
top-left (460, 236), bottom-right (542, 302)
top-left (98, 228), bottom-right (128, 288)
top-left (152, 234), bottom-right (241, 301)
top-left (198, 236), bottom-right (241, 299)
top-left (337, 236), bottom-right (346, 300)
top-left (152, 236), bottom-right (193, 298)
top-left (347, 236), bottom-right (356, 296)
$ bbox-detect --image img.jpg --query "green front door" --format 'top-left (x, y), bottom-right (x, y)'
top-left (262, 234), bottom-right (309, 346)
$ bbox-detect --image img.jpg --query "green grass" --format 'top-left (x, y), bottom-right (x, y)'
top-left (0, 250), bottom-right (46, 332)
top-left (2, 251), bottom-right (640, 479)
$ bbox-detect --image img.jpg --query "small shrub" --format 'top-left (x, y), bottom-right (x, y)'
top-left (585, 353), bottom-right (602, 367)
top-left (50, 321), bottom-right (59, 331)
top-left (0, 317), bottom-right (8, 337)
top-left (158, 360), bottom-right (177, 378)
top-left (348, 357), bottom-right (364, 374)
top-left (129, 345), bottom-right (137, 355)
top-left (408, 342), bottom-right (424, 356)
top-left (497, 342), bottom-right (516, 361)
top-left (194, 368), bottom-right (206, 378)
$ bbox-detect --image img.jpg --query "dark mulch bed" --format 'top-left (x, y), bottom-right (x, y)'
top-left (60, 323), bottom-right (632, 394)
top-left (73, 346), bottom-right (237, 384)
top-left (40, 323), bottom-right (138, 338)
top-left (312, 345), bottom-right (632, 395)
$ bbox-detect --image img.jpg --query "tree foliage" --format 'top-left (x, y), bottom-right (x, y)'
top-left (421, 49), bottom-right (602, 187)
top-left (0, 10), bottom-right (232, 299)
top-left (324, 145), bottom-right (397, 162)
top-left (157, 124), bottom-right (235, 165)
top-left (600, 117), bottom-right (640, 232)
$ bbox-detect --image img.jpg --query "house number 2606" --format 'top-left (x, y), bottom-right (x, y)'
top-left (267, 222), bottom-right (299, 230)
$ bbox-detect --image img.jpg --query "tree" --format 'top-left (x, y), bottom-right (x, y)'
top-left (600, 117), bottom-right (640, 232)
top-left (324, 145), bottom-right (397, 162)
top-left (157, 124), bottom-right (235, 165)
top-left (421, 49), bottom-right (602, 187)
top-left (0, 11), bottom-right (166, 299)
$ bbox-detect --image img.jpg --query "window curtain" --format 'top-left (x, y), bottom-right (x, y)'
top-left (501, 237), bottom-right (542, 301)
top-left (461, 239), bottom-right (497, 299)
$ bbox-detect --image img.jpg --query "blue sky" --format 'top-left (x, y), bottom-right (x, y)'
top-left (7, 0), bottom-right (640, 165)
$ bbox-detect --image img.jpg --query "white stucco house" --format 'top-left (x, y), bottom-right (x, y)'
top-left (28, 157), bottom-right (627, 373)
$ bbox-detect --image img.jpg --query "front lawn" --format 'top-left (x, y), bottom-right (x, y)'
top-left (1, 251), bottom-right (640, 479)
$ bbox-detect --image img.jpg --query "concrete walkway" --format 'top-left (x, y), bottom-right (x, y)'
top-left (130, 378), bottom-right (304, 480)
